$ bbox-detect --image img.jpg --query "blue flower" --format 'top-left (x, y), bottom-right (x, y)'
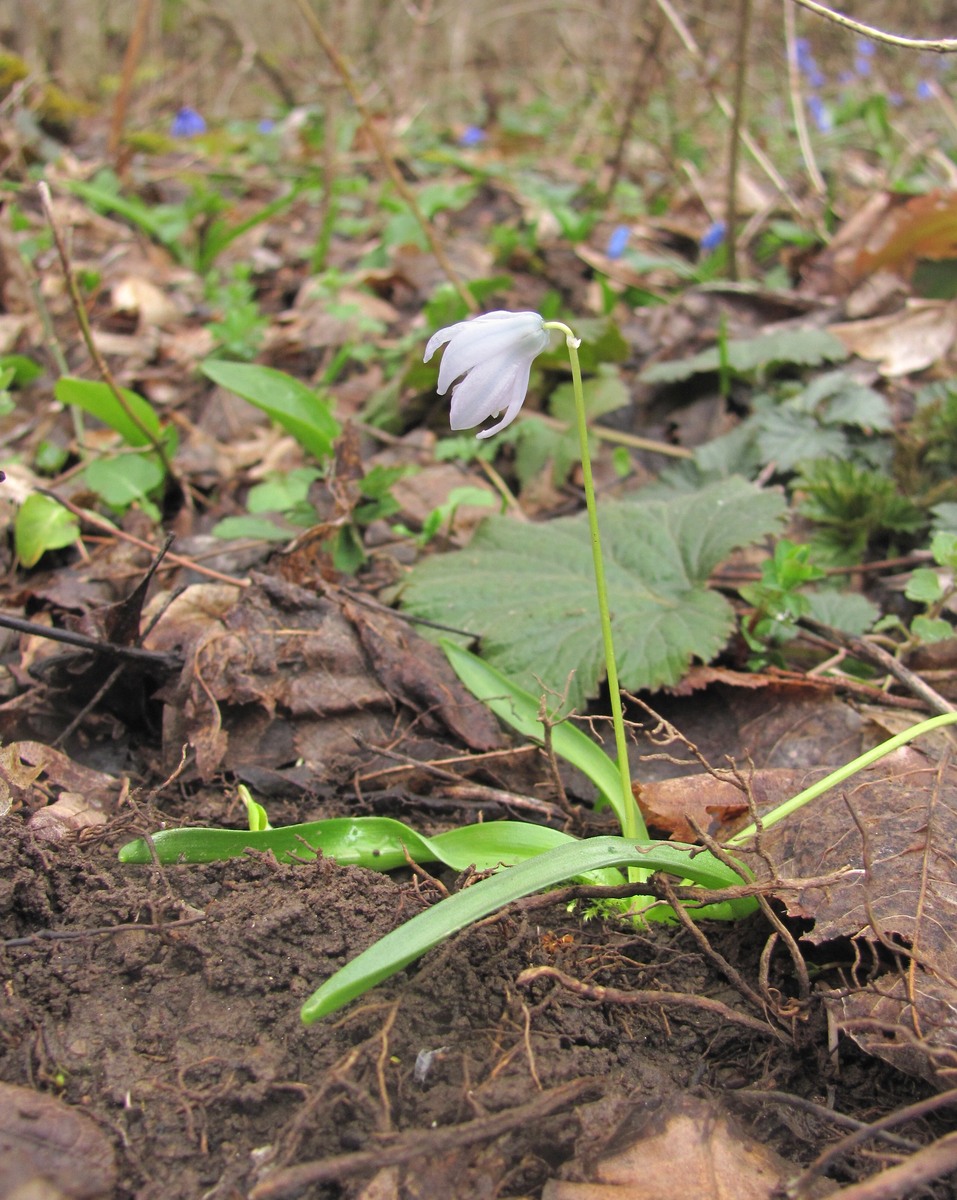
top-left (605, 225), bottom-right (630, 259)
top-left (458, 125), bottom-right (486, 147)
top-left (854, 55), bottom-right (871, 78)
top-left (806, 95), bottom-right (832, 133)
top-left (856, 38), bottom-right (875, 58)
top-left (700, 221), bottom-right (726, 252)
top-left (917, 79), bottom-right (934, 101)
top-left (257, 118), bottom-right (276, 134)
top-left (794, 37), bottom-right (812, 68)
top-left (806, 62), bottom-right (825, 89)
top-left (171, 107), bottom-right (206, 138)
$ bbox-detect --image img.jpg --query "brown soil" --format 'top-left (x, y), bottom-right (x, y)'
top-left (1, 798), bottom-right (946, 1200)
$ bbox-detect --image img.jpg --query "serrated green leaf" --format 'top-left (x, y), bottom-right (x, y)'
top-left (201, 361), bottom-right (340, 460)
top-left (911, 615), bottom-right (954, 643)
top-left (931, 503), bottom-right (957, 535)
top-left (14, 493), bottom-right (80, 567)
top-left (905, 568), bottom-right (944, 604)
top-left (641, 328), bottom-right (847, 385)
top-left (931, 530), bottom-right (957, 568)
top-left (755, 408), bottom-right (848, 470)
top-left (54, 377), bottom-right (162, 447)
top-left (402, 478), bottom-right (785, 709)
top-left (805, 589), bottom-right (879, 634)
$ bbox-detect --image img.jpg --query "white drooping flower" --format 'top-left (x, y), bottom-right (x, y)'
top-left (424, 310), bottom-right (550, 439)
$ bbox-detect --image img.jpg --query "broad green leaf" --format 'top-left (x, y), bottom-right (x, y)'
top-left (55, 377), bottom-right (162, 447)
top-left (84, 454), bottom-right (165, 515)
top-left (201, 361), bottom-right (340, 460)
top-left (755, 409), bottom-right (848, 470)
top-left (904, 568), bottom-right (944, 605)
top-left (14, 494), bottom-right (80, 567)
top-left (442, 641), bottom-right (624, 817)
top-left (805, 589), bottom-right (879, 634)
top-left (549, 367), bottom-right (630, 424)
top-left (402, 478), bottom-right (785, 710)
top-left (211, 515), bottom-right (298, 541)
top-left (247, 468), bottom-right (322, 514)
top-left (0, 354), bottom-right (43, 386)
top-left (911, 615), bottom-right (954, 643)
top-left (641, 329), bottom-right (847, 384)
top-left (299, 835), bottom-right (757, 1023)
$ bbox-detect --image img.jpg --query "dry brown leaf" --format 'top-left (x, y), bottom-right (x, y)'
top-left (829, 300), bottom-right (957, 375)
top-left (853, 190), bottom-right (957, 279)
top-left (635, 767), bottom-right (812, 842)
top-left (0, 744), bottom-right (44, 816)
top-left (543, 1095), bottom-right (832, 1200)
top-left (145, 575), bottom-right (500, 780)
top-left (0, 1081), bottom-right (117, 1199)
top-left (27, 792), bottom-right (109, 842)
top-left (757, 746), bottom-right (957, 1086)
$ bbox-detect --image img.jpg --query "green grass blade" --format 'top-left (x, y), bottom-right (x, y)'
top-left (441, 640), bottom-right (624, 818)
top-left (300, 836), bottom-right (754, 1024)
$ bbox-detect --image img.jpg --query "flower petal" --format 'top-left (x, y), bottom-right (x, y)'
top-left (448, 356), bottom-right (523, 430)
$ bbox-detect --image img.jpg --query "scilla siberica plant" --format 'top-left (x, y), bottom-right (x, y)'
top-left (120, 312), bottom-right (957, 1025)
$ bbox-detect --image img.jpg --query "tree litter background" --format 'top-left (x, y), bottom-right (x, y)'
top-left (3, 2), bottom-right (957, 1198)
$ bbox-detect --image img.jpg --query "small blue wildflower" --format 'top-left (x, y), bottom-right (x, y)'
top-left (700, 221), bottom-right (726, 253)
top-left (171, 106), bottom-right (206, 138)
top-left (458, 125), bottom-right (486, 147)
top-left (806, 62), bottom-right (826, 89)
top-left (794, 37), bottom-right (812, 68)
top-left (257, 118), bottom-right (276, 134)
top-left (806, 94), bottom-right (832, 133)
top-left (605, 225), bottom-right (630, 260)
top-left (854, 55), bottom-right (871, 78)
top-left (856, 38), bottom-right (875, 58)
top-left (889, 91), bottom-right (904, 108)
top-left (917, 79), bottom-right (934, 101)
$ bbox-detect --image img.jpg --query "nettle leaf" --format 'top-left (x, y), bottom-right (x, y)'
top-left (201, 361), bottom-right (340, 461)
top-left (14, 494), bottom-right (81, 567)
top-left (641, 329), bottom-right (847, 385)
top-left (805, 589), bottom-right (879, 635)
top-left (756, 408), bottom-right (848, 470)
top-left (402, 478), bottom-right (785, 710)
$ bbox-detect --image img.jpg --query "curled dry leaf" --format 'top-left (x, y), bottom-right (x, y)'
top-left (0, 1081), bottom-right (117, 1199)
top-left (543, 1094), bottom-right (833, 1200)
top-left (758, 746), bottom-right (957, 1087)
top-left (829, 300), bottom-right (957, 376)
top-left (27, 792), bottom-right (109, 841)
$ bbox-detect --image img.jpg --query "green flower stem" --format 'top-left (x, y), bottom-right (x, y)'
top-left (728, 710), bottom-right (957, 846)
top-left (544, 321), bottom-right (646, 842)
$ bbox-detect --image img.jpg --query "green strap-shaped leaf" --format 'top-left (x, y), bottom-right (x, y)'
top-left (300, 835), bottom-right (756, 1024)
top-left (118, 815), bottom-right (595, 874)
top-left (55, 377), bottom-right (162, 448)
top-left (201, 360), bottom-right (340, 461)
top-left (442, 640), bottom-right (623, 818)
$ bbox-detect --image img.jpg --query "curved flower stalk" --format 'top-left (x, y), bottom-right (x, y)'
top-left (425, 310), bottom-right (642, 841)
